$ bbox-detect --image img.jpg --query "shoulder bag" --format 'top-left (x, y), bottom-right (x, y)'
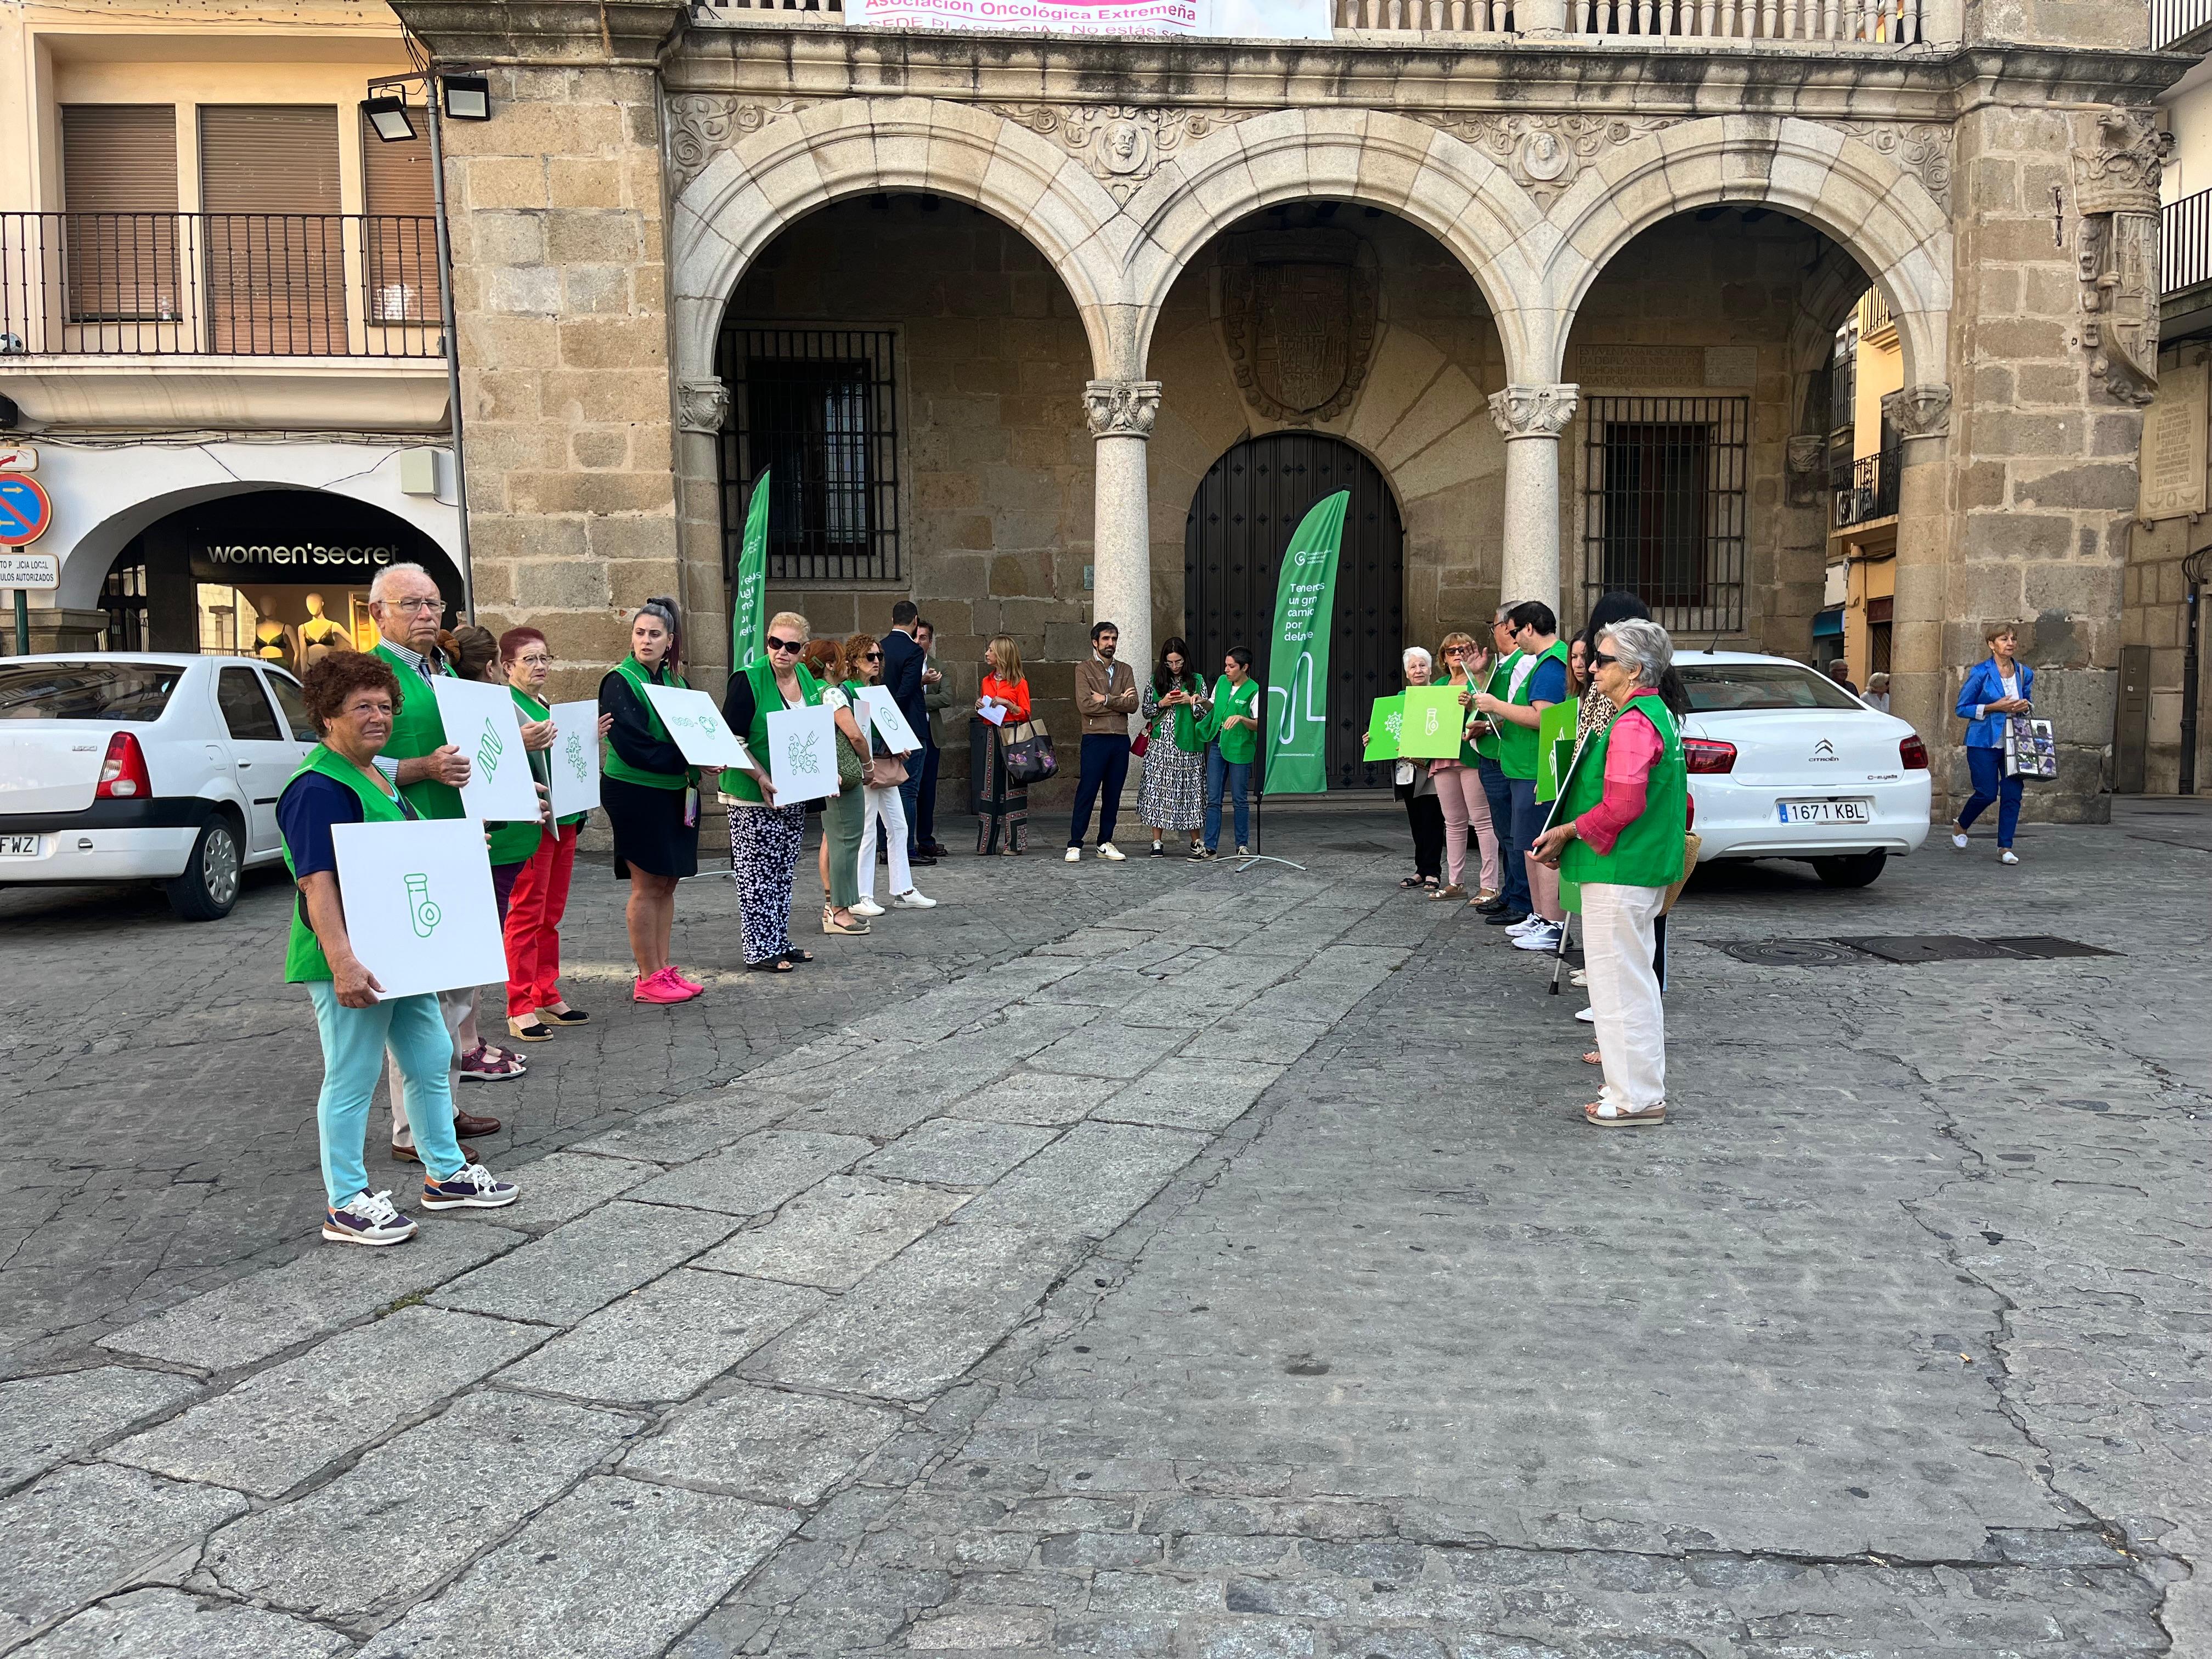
top-left (1005, 716), bottom-right (1058, 785)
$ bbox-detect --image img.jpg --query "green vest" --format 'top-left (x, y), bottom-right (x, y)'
top-left (512, 686), bottom-right (585, 830)
top-left (721, 658), bottom-right (823, 805)
top-left (370, 640), bottom-right (463, 820)
top-left (1152, 672), bottom-right (1209, 753)
top-left (1559, 694), bottom-right (1689, 890)
top-left (602, 656), bottom-right (694, 792)
top-left (1497, 640), bottom-right (1568, 781)
top-left (1210, 675), bottom-right (1261, 763)
top-left (1473, 650), bottom-right (1518, 762)
top-left (280, 746), bottom-right (414, 984)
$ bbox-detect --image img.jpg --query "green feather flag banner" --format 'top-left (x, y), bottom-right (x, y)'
top-left (1262, 490), bottom-right (1348, 797)
top-left (731, 470), bottom-right (771, 673)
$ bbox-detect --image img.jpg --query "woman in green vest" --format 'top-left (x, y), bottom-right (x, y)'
top-left (1532, 617), bottom-right (1688, 1129)
top-left (599, 599), bottom-right (708, 1005)
top-left (276, 652), bottom-right (518, 1246)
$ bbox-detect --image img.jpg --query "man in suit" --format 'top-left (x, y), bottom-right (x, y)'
top-left (879, 601), bottom-right (935, 866)
top-left (914, 617), bottom-right (951, 858)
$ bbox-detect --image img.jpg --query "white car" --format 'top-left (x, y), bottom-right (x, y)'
top-left (1674, 650), bottom-right (1931, 888)
top-left (1, 653), bottom-right (317, 919)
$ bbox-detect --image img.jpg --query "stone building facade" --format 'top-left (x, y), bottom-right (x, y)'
top-left (391, 0), bottom-right (2181, 820)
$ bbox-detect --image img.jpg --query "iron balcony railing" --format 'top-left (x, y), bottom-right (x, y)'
top-left (1835, 447), bottom-right (1900, 528)
top-left (2164, 188), bottom-right (2212, 298)
top-left (2153, 0), bottom-right (2212, 48)
top-left (0, 213), bottom-right (441, 359)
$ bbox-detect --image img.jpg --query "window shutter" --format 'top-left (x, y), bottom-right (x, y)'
top-left (360, 108), bottom-right (437, 324)
top-left (61, 105), bottom-right (179, 211)
top-left (360, 111), bottom-right (435, 216)
top-left (196, 106), bottom-right (343, 352)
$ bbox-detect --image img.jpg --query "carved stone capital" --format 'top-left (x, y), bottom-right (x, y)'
top-left (1084, 379), bottom-right (1161, 439)
top-left (1786, 434), bottom-right (1830, 505)
top-left (1487, 383), bottom-right (1579, 441)
top-left (678, 376), bottom-right (730, 434)
top-left (2072, 106), bottom-right (2170, 218)
top-left (1886, 384), bottom-right (1951, 441)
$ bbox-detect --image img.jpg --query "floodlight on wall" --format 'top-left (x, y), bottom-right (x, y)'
top-left (362, 96), bottom-right (417, 143)
top-left (441, 75), bottom-right (492, 121)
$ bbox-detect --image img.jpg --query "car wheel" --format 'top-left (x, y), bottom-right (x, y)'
top-left (166, 815), bottom-right (244, 921)
top-left (1812, 850), bottom-right (1887, 889)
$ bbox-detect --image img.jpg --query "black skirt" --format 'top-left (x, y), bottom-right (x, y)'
top-left (602, 776), bottom-right (698, 881)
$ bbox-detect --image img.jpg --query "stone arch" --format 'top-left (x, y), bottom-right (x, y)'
top-left (666, 95), bottom-right (1133, 388)
top-left (1543, 115), bottom-right (1953, 391)
top-left (1116, 108), bottom-right (1558, 385)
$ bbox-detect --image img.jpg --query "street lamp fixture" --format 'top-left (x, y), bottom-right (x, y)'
top-left (441, 74), bottom-right (492, 121)
top-left (362, 95), bottom-right (417, 143)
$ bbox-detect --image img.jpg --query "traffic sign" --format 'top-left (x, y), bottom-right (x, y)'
top-left (0, 550), bottom-right (58, 590)
top-left (0, 475), bottom-right (52, 545)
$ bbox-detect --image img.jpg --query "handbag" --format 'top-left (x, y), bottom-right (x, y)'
top-left (2004, 715), bottom-right (2057, 780)
top-left (1130, 729), bottom-right (1150, 758)
top-left (835, 724), bottom-right (866, 790)
top-left (1004, 718), bottom-right (1058, 785)
top-left (871, 753), bottom-right (910, 787)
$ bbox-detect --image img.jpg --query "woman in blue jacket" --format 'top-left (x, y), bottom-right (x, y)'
top-left (1952, 623), bottom-right (2033, 866)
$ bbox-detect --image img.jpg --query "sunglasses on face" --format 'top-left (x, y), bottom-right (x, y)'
top-left (766, 637), bottom-right (802, 654)
top-left (1592, 651), bottom-right (1618, 667)
top-left (861, 651), bottom-right (882, 662)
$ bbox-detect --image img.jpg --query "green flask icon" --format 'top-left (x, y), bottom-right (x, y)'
top-left (405, 873), bottom-right (442, 938)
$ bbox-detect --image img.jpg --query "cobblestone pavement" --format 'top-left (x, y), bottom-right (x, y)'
top-left (1, 800), bottom-right (2207, 1657)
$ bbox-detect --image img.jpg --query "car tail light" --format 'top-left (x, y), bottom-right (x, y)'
top-left (1683, 737), bottom-right (1737, 775)
top-left (95, 732), bottom-right (151, 799)
top-left (1900, 735), bottom-right (1929, 770)
top-left (1685, 793), bottom-right (1696, 830)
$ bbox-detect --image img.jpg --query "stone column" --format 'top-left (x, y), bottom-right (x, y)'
top-left (1487, 383), bottom-right (1578, 616)
top-left (1085, 377), bottom-right (1161, 726)
top-left (675, 376), bottom-right (731, 685)
top-left (1888, 385), bottom-right (1953, 809)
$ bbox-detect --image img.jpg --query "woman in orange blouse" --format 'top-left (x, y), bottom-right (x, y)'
top-left (972, 633), bottom-right (1033, 855)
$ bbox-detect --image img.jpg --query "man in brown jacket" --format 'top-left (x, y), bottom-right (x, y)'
top-left (1065, 620), bottom-right (1141, 861)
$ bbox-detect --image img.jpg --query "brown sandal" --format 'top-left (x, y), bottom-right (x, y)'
top-left (1582, 1101), bottom-right (1666, 1127)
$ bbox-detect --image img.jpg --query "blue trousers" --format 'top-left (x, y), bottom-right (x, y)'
top-left (898, 765), bottom-right (923, 856)
top-left (1501, 775), bottom-right (1541, 914)
top-left (1205, 747), bottom-right (1251, 850)
top-left (308, 983), bottom-right (466, 1206)
top-left (1959, 744), bottom-right (2022, 847)
top-left (914, 742), bottom-right (940, 847)
top-left (1477, 760), bottom-right (1514, 900)
top-left (1069, 734), bottom-right (1131, 847)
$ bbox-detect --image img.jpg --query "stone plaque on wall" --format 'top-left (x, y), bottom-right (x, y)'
top-left (1703, 347), bottom-right (1758, 387)
top-left (2138, 358), bottom-right (2208, 522)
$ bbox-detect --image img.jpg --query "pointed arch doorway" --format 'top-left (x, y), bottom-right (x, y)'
top-left (1183, 433), bottom-right (1406, 792)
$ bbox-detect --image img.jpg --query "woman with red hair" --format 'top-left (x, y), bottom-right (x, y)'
top-left (500, 627), bottom-right (608, 1041)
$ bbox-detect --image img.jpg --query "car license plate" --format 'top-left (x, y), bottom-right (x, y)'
top-left (0, 834), bottom-right (41, 856)
top-left (1777, 798), bottom-right (1872, 825)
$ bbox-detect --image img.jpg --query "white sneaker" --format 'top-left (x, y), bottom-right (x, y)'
top-left (1513, 922), bottom-right (1564, 952)
top-left (322, 1188), bottom-right (416, 1247)
top-left (891, 889), bottom-right (938, 909)
top-left (1505, 915), bottom-right (1543, 936)
top-left (1097, 843), bottom-right (1126, 861)
top-left (1064, 847), bottom-right (1082, 863)
top-left (1951, 831), bottom-right (1969, 850)
top-left (1234, 846), bottom-right (1250, 857)
top-left (1999, 849), bottom-right (2020, 866)
top-left (851, 898), bottom-right (885, 918)
top-left (1576, 1006), bottom-right (1596, 1023)
top-left (1570, 969), bottom-right (1588, 988)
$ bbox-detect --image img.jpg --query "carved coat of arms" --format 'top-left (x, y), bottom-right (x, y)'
top-left (1218, 229), bottom-right (1378, 425)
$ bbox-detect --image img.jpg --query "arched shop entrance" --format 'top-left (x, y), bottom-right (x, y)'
top-left (99, 490), bottom-right (462, 668)
top-left (1183, 433), bottom-right (1406, 791)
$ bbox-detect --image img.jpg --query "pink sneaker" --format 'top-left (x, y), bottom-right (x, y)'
top-left (665, 966), bottom-right (704, 994)
top-left (633, 969), bottom-right (693, 1005)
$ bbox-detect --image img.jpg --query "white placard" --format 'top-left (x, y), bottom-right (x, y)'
top-left (331, 817), bottom-right (510, 999)
top-left (546, 699), bottom-right (602, 819)
top-left (765, 703), bottom-right (841, 805)
top-left (846, 0), bottom-right (1330, 38)
top-left (429, 678), bottom-right (540, 823)
top-left (975, 698), bottom-right (1009, 727)
top-left (640, 683), bottom-right (753, 770)
top-left (859, 686), bottom-right (922, 754)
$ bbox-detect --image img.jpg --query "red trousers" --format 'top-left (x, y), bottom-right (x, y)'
top-left (504, 823), bottom-right (578, 1017)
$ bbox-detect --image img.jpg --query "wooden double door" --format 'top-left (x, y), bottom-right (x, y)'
top-left (1181, 433), bottom-right (1406, 791)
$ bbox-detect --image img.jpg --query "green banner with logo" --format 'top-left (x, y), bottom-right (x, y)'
top-left (731, 470), bottom-right (771, 674)
top-left (1262, 490), bottom-right (1348, 796)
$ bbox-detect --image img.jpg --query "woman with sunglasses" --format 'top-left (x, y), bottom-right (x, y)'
top-left (1429, 630), bottom-right (1500, 904)
top-left (843, 634), bottom-right (935, 916)
top-left (599, 599), bottom-right (710, 1004)
top-left (720, 613), bottom-right (850, 970)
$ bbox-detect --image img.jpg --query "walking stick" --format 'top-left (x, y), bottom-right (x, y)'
top-left (1549, 910), bottom-right (1572, 996)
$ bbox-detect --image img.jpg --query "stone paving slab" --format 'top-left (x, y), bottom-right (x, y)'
top-left (1025, 1022), bottom-right (1189, 1080)
top-left (198, 1390), bottom-right (644, 1623)
top-left (494, 1268), bottom-right (823, 1407)
top-left (16, 1589), bottom-right (350, 1658)
top-left (691, 1176), bottom-right (968, 1291)
top-left (956, 1122), bottom-right (1211, 1239)
top-left (857, 1117), bottom-right (1061, 1186)
top-left (947, 1070), bottom-right (1107, 1125)
top-left (444, 1149), bottom-right (658, 1231)
top-left (0, 1463), bottom-right (249, 1647)
top-left (565, 1092), bottom-right (785, 1166)
top-left (357, 1476), bottom-right (797, 1659)
top-left (0, 1367), bottom-right (201, 1493)
top-left (620, 1383), bottom-right (905, 1506)
top-left (105, 1306), bottom-right (544, 1498)
top-left (1095, 1059), bottom-right (1290, 1133)
top-left (427, 1200), bottom-right (736, 1327)
top-left (627, 1131), bottom-right (873, 1218)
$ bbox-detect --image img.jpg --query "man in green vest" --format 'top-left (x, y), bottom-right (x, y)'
top-left (1532, 616), bottom-right (1688, 1128)
top-left (365, 562), bottom-right (508, 1162)
top-left (1473, 599), bottom-right (1568, 939)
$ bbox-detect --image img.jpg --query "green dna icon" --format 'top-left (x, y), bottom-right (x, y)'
top-left (476, 720), bottom-right (505, 776)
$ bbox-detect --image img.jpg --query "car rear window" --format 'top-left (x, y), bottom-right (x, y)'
top-left (0, 662), bottom-right (184, 721)
top-left (1677, 663), bottom-right (1864, 713)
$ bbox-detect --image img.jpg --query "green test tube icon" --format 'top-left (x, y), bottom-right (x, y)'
top-left (405, 873), bottom-right (442, 938)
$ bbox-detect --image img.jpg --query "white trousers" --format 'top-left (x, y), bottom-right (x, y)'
top-left (387, 985), bottom-right (469, 1146)
top-left (860, 783), bottom-right (911, 902)
top-left (1582, 881), bottom-right (1667, 1113)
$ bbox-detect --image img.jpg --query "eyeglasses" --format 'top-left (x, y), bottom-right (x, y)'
top-left (515, 652), bottom-right (551, 668)
top-left (766, 636), bottom-right (802, 654)
top-left (381, 596), bottom-right (441, 614)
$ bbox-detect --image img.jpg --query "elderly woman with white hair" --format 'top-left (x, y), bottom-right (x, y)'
top-left (1387, 645), bottom-right (1447, 890)
top-left (1533, 616), bottom-right (1689, 1128)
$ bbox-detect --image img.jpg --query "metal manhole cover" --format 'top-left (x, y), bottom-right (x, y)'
top-left (1984, 935), bottom-right (2120, 960)
top-left (1834, 935), bottom-right (1993, 964)
top-left (1707, 939), bottom-right (1868, 967)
